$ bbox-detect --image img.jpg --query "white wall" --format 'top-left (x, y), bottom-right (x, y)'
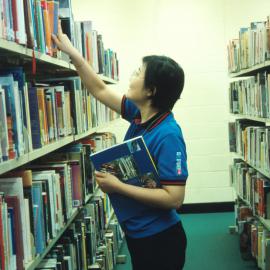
top-left (71, 0), bottom-right (270, 203)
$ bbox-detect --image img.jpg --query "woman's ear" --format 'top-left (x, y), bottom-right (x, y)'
top-left (146, 87), bottom-right (156, 98)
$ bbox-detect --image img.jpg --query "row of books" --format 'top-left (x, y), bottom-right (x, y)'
top-left (0, 68), bottom-right (119, 163)
top-left (89, 132), bottom-right (117, 153)
top-left (228, 119), bottom-right (270, 173)
top-left (0, 171), bottom-right (70, 270)
top-left (229, 72), bottom-right (270, 118)
top-left (0, 131), bottom-right (118, 270)
top-left (35, 211), bottom-right (123, 270)
top-left (72, 21), bottom-right (119, 81)
top-left (59, 0), bottom-right (119, 80)
top-left (0, 0), bottom-right (60, 55)
top-left (227, 16), bottom-right (270, 73)
top-left (236, 202), bottom-right (270, 269)
top-left (231, 159), bottom-right (270, 219)
top-left (0, 0), bottom-right (119, 80)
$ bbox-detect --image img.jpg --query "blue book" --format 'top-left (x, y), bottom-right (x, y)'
top-left (28, 86), bottom-right (42, 149)
top-left (32, 182), bottom-right (46, 254)
top-left (90, 136), bottom-right (160, 222)
top-left (0, 68), bottom-right (27, 130)
top-left (0, 75), bottom-right (24, 157)
top-left (7, 208), bottom-right (16, 255)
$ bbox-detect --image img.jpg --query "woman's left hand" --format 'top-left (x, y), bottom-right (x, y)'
top-left (95, 171), bottom-right (123, 193)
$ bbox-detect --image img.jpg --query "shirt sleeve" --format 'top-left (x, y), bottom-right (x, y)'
top-left (156, 133), bottom-right (188, 186)
top-left (121, 95), bottom-right (140, 123)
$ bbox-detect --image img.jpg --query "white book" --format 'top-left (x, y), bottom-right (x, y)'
top-left (54, 86), bottom-right (67, 137)
top-left (64, 256), bottom-right (72, 270)
top-left (64, 91), bottom-right (72, 135)
top-left (91, 30), bottom-right (99, 73)
top-left (15, 0), bottom-right (27, 44)
top-left (1, 199), bottom-right (9, 269)
top-left (45, 87), bottom-right (58, 141)
top-left (32, 171), bottom-right (57, 238)
top-left (0, 0), bottom-right (3, 39)
top-left (54, 173), bottom-right (64, 229)
top-left (24, 198), bottom-right (32, 263)
top-left (0, 178), bottom-right (28, 267)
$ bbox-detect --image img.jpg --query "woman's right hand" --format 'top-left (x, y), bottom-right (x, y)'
top-left (51, 20), bottom-right (77, 56)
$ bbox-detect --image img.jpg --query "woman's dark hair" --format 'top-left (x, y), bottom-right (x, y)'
top-left (142, 55), bottom-right (185, 111)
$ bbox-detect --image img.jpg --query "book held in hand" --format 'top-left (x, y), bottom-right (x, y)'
top-left (90, 136), bottom-right (159, 189)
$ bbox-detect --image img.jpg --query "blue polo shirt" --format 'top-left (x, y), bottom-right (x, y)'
top-left (117, 96), bottom-right (188, 238)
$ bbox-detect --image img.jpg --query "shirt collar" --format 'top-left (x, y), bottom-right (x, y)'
top-left (134, 111), bottom-right (171, 131)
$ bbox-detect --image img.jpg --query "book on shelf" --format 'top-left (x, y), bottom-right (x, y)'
top-left (90, 135), bottom-right (160, 222)
top-left (0, 177), bottom-right (28, 269)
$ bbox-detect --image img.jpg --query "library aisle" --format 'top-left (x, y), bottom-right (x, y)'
top-left (115, 212), bottom-right (258, 270)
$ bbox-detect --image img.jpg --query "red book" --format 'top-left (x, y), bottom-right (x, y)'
top-left (5, 196), bottom-right (24, 270)
top-left (11, 0), bottom-right (19, 43)
top-left (69, 160), bottom-right (82, 207)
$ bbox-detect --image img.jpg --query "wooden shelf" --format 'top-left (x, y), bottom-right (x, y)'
top-left (229, 60), bottom-right (270, 78)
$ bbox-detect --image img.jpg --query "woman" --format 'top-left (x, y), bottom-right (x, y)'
top-left (52, 23), bottom-right (188, 270)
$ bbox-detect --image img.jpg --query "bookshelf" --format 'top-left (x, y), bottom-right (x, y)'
top-left (0, 39), bottom-right (118, 84)
top-left (228, 16), bottom-right (270, 267)
top-left (0, 117), bottom-right (121, 176)
top-left (0, 13), bottom-right (122, 270)
top-left (24, 209), bottom-right (79, 270)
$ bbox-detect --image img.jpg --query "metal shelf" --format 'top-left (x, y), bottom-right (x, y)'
top-left (0, 38), bottom-right (73, 69)
top-left (230, 114), bottom-right (270, 124)
top-left (0, 39), bottom-right (118, 84)
top-left (0, 136), bottom-right (74, 175)
top-left (25, 209), bottom-right (79, 270)
top-left (232, 152), bottom-right (270, 179)
top-left (237, 196), bottom-right (270, 230)
top-left (74, 118), bottom-right (121, 141)
top-left (229, 60), bottom-right (270, 78)
top-left (0, 118), bottom-right (122, 175)
top-left (74, 127), bottom-right (98, 141)
top-left (98, 73), bottom-right (119, 84)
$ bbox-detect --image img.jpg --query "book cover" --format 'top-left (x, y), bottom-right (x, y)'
top-left (5, 195), bottom-right (24, 270)
top-left (90, 136), bottom-right (159, 188)
top-left (90, 136), bottom-right (160, 222)
top-left (32, 181), bottom-right (46, 254)
top-left (28, 86), bottom-right (42, 149)
top-left (0, 88), bottom-right (9, 161)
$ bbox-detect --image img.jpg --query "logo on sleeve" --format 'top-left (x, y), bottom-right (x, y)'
top-left (176, 152), bottom-right (182, 175)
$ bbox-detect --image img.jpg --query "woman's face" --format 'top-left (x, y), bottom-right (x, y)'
top-left (126, 64), bottom-right (150, 105)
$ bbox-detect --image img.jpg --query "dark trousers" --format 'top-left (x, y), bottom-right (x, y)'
top-left (125, 221), bottom-right (187, 270)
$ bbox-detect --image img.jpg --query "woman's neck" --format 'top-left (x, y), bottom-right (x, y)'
top-left (140, 106), bottom-right (159, 124)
